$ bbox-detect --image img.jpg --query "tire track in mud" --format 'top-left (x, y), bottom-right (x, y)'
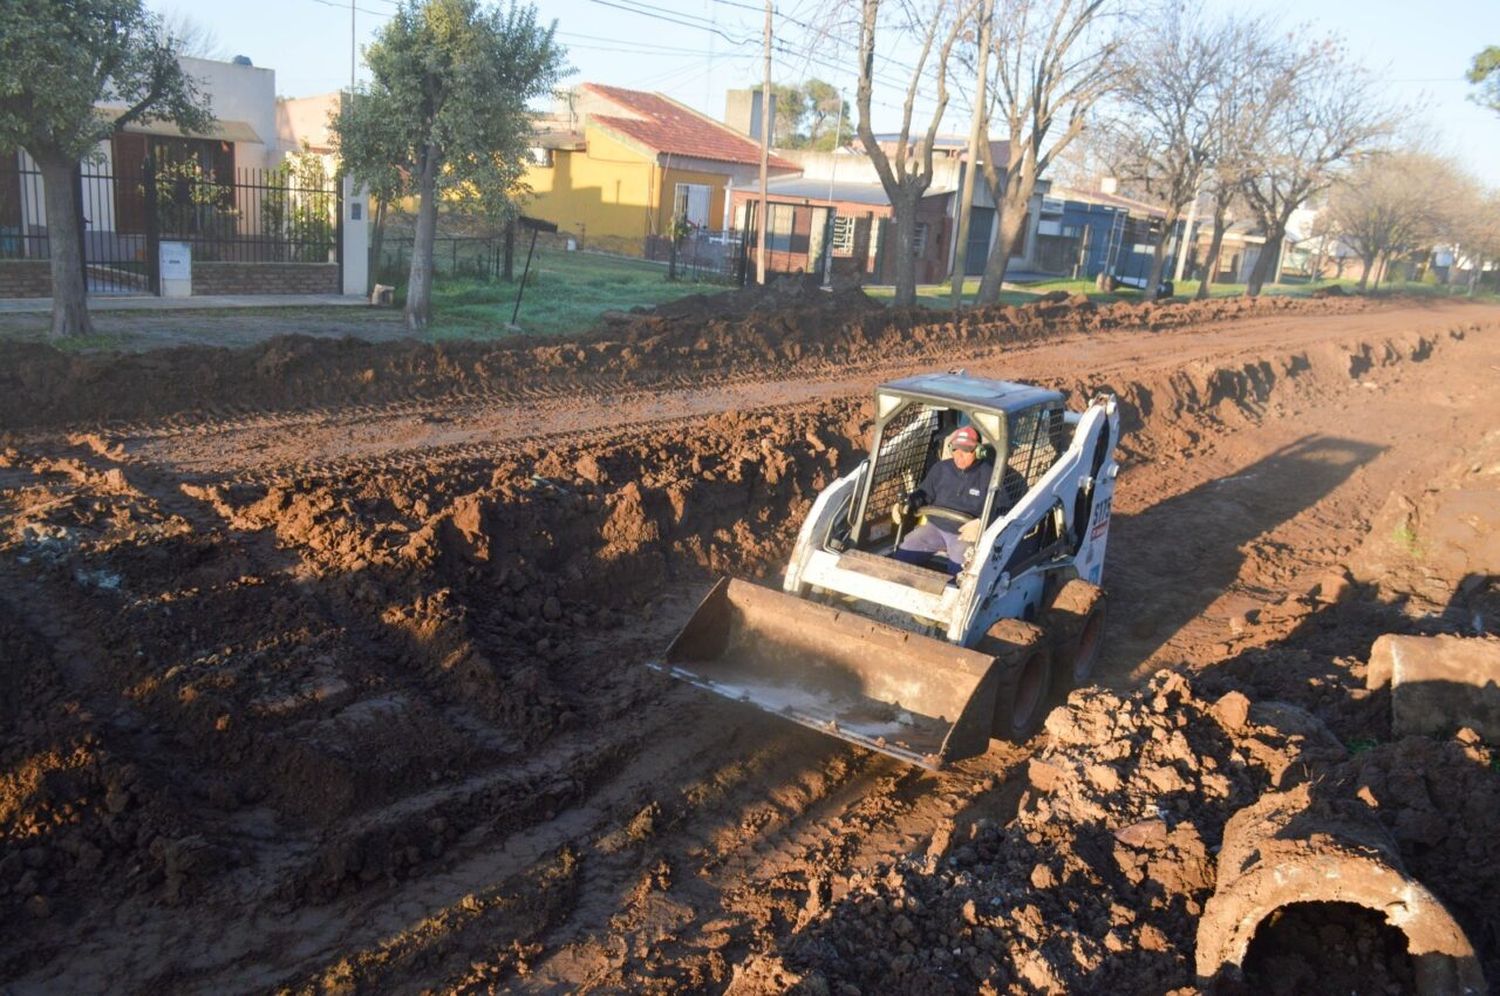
top-left (69, 306), bottom-right (1491, 492)
top-left (3, 302), bottom-right (1498, 993)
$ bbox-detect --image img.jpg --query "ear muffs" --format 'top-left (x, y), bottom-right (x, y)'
top-left (975, 442), bottom-right (995, 462)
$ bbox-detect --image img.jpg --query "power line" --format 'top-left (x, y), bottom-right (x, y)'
top-left (556, 30), bottom-right (735, 56)
top-left (306, 0), bottom-right (390, 17)
top-left (586, 0), bottom-right (755, 46)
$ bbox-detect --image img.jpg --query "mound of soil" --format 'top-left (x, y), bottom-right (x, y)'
top-left (777, 673), bottom-right (1347, 993)
top-left (2, 299), bottom-right (1497, 992)
top-left (0, 291), bottom-right (1377, 430)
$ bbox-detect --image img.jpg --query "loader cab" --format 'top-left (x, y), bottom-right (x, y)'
top-left (842, 374), bottom-right (1068, 558)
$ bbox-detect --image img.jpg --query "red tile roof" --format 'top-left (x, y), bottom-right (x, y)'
top-left (582, 84), bottom-right (798, 171)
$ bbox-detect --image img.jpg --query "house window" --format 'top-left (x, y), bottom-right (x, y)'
top-left (1041, 197), bottom-right (1064, 215)
top-left (768, 204), bottom-right (794, 252)
top-left (912, 221), bottom-right (929, 255)
top-left (527, 147), bottom-right (552, 167)
top-left (674, 182), bottom-right (711, 228)
top-left (0, 149), bottom-right (22, 240)
top-left (831, 214), bottom-right (854, 256)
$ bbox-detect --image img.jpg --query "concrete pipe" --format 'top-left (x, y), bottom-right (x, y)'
top-left (1196, 782), bottom-right (1486, 994)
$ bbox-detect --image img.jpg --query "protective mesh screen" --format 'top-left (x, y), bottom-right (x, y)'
top-left (860, 403), bottom-right (941, 532)
top-left (1002, 407), bottom-right (1064, 506)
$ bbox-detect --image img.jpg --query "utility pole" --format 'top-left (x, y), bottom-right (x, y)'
top-left (949, 0), bottom-right (992, 309)
top-left (824, 92), bottom-right (845, 287)
top-left (1174, 178), bottom-right (1201, 284)
top-left (350, 0), bottom-right (356, 95)
top-left (756, 0), bottom-right (771, 285)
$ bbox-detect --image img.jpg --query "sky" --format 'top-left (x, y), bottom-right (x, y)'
top-left (148, 0), bottom-right (1500, 187)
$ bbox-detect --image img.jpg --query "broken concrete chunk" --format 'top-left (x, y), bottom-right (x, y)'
top-left (1367, 634), bottom-right (1500, 739)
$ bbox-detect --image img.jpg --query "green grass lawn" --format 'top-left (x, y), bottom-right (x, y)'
top-left (421, 249), bottom-right (732, 338)
top-left (866, 274), bottom-right (1497, 309)
top-left (4, 248), bottom-right (1491, 354)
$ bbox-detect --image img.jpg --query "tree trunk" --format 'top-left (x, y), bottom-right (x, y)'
top-left (36, 152), bottom-right (93, 339)
top-left (1245, 228), bottom-right (1283, 297)
top-left (1356, 251), bottom-right (1375, 291)
top-left (976, 181), bottom-right (1030, 305)
top-left (889, 188), bottom-right (919, 306)
top-left (405, 147), bottom-right (440, 331)
top-left (1194, 204), bottom-right (1228, 301)
top-left (1469, 255), bottom-right (1482, 297)
top-left (1144, 204), bottom-right (1182, 301)
top-left (370, 197), bottom-right (387, 287)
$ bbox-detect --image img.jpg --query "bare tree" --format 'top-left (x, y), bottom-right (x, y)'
top-left (1112, 10), bottom-right (1240, 300)
top-left (158, 7), bottom-right (228, 60)
top-left (1238, 40), bottom-right (1393, 296)
top-left (1455, 191), bottom-right (1500, 295)
top-left (974, 0), bottom-right (1121, 304)
top-left (854, 0), bottom-right (975, 306)
top-left (1190, 21), bottom-right (1284, 299)
top-left (1322, 148), bottom-right (1466, 291)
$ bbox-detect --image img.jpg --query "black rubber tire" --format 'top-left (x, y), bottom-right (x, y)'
top-left (1047, 579), bottom-right (1106, 690)
top-left (982, 618), bottom-right (1053, 742)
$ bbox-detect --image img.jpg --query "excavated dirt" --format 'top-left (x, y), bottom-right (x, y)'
top-left (1, 292), bottom-right (1498, 994)
top-left (0, 285), bottom-right (1379, 430)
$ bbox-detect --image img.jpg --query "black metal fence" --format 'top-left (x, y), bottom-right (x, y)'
top-left (644, 229), bottom-right (744, 282)
top-left (373, 236), bottom-right (510, 285)
top-left (0, 156), bottom-right (339, 295)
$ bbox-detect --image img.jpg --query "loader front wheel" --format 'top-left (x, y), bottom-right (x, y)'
top-left (1048, 580), bottom-right (1106, 690)
top-left (983, 619), bottom-right (1053, 742)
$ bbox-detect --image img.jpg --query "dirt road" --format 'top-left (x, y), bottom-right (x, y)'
top-left (2, 294), bottom-right (1496, 993)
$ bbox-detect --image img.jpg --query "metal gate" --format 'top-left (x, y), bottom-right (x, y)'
top-left (80, 160), bottom-right (154, 294)
top-left (2, 150), bottom-right (340, 298)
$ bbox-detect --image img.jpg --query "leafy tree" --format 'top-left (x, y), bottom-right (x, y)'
top-left (755, 80), bottom-right (845, 149)
top-left (766, 83), bottom-right (808, 147)
top-left (334, 0), bottom-right (563, 331)
top-left (0, 0), bottom-right (210, 338)
top-left (261, 148), bottom-right (336, 263)
top-left (802, 79), bottom-right (847, 150)
top-left (1468, 46), bottom-right (1500, 114)
top-left (331, 94), bottom-right (407, 286)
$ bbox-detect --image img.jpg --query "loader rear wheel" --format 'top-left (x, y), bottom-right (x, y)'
top-left (982, 619), bottom-right (1053, 742)
top-left (1048, 580), bottom-right (1106, 690)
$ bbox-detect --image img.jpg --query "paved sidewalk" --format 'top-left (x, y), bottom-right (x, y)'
top-left (0, 293), bottom-right (367, 313)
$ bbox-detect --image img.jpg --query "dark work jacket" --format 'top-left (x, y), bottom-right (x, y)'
top-left (915, 458), bottom-right (992, 521)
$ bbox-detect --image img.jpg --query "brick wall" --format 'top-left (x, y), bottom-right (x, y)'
top-left (192, 262), bottom-right (340, 295)
top-left (0, 260), bottom-right (341, 298)
top-left (0, 260), bottom-right (53, 298)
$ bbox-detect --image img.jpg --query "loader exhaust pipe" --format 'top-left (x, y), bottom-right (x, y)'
top-left (654, 578), bottom-right (1008, 769)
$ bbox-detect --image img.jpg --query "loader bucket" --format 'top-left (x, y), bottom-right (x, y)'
top-left (653, 578), bottom-right (1004, 769)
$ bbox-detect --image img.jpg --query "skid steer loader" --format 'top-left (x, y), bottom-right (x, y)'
top-left (654, 373), bottom-right (1120, 769)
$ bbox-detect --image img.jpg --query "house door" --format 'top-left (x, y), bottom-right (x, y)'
top-left (965, 207), bottom-right (993, 275)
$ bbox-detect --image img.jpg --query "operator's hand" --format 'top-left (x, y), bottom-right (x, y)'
top-left (958, 517), bottom-right (983, 543)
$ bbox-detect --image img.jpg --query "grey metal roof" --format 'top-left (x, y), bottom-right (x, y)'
top-left (735, 176), bottom-right (954, 206)
top-left (879, 373), bottom-right (1063, 414)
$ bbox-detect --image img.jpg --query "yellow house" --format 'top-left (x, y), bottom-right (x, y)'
top-left (523, 83), bottom-right (799, 256)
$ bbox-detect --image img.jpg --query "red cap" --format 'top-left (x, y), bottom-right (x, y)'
top-left (950, 426), bottom-right (979, 450)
